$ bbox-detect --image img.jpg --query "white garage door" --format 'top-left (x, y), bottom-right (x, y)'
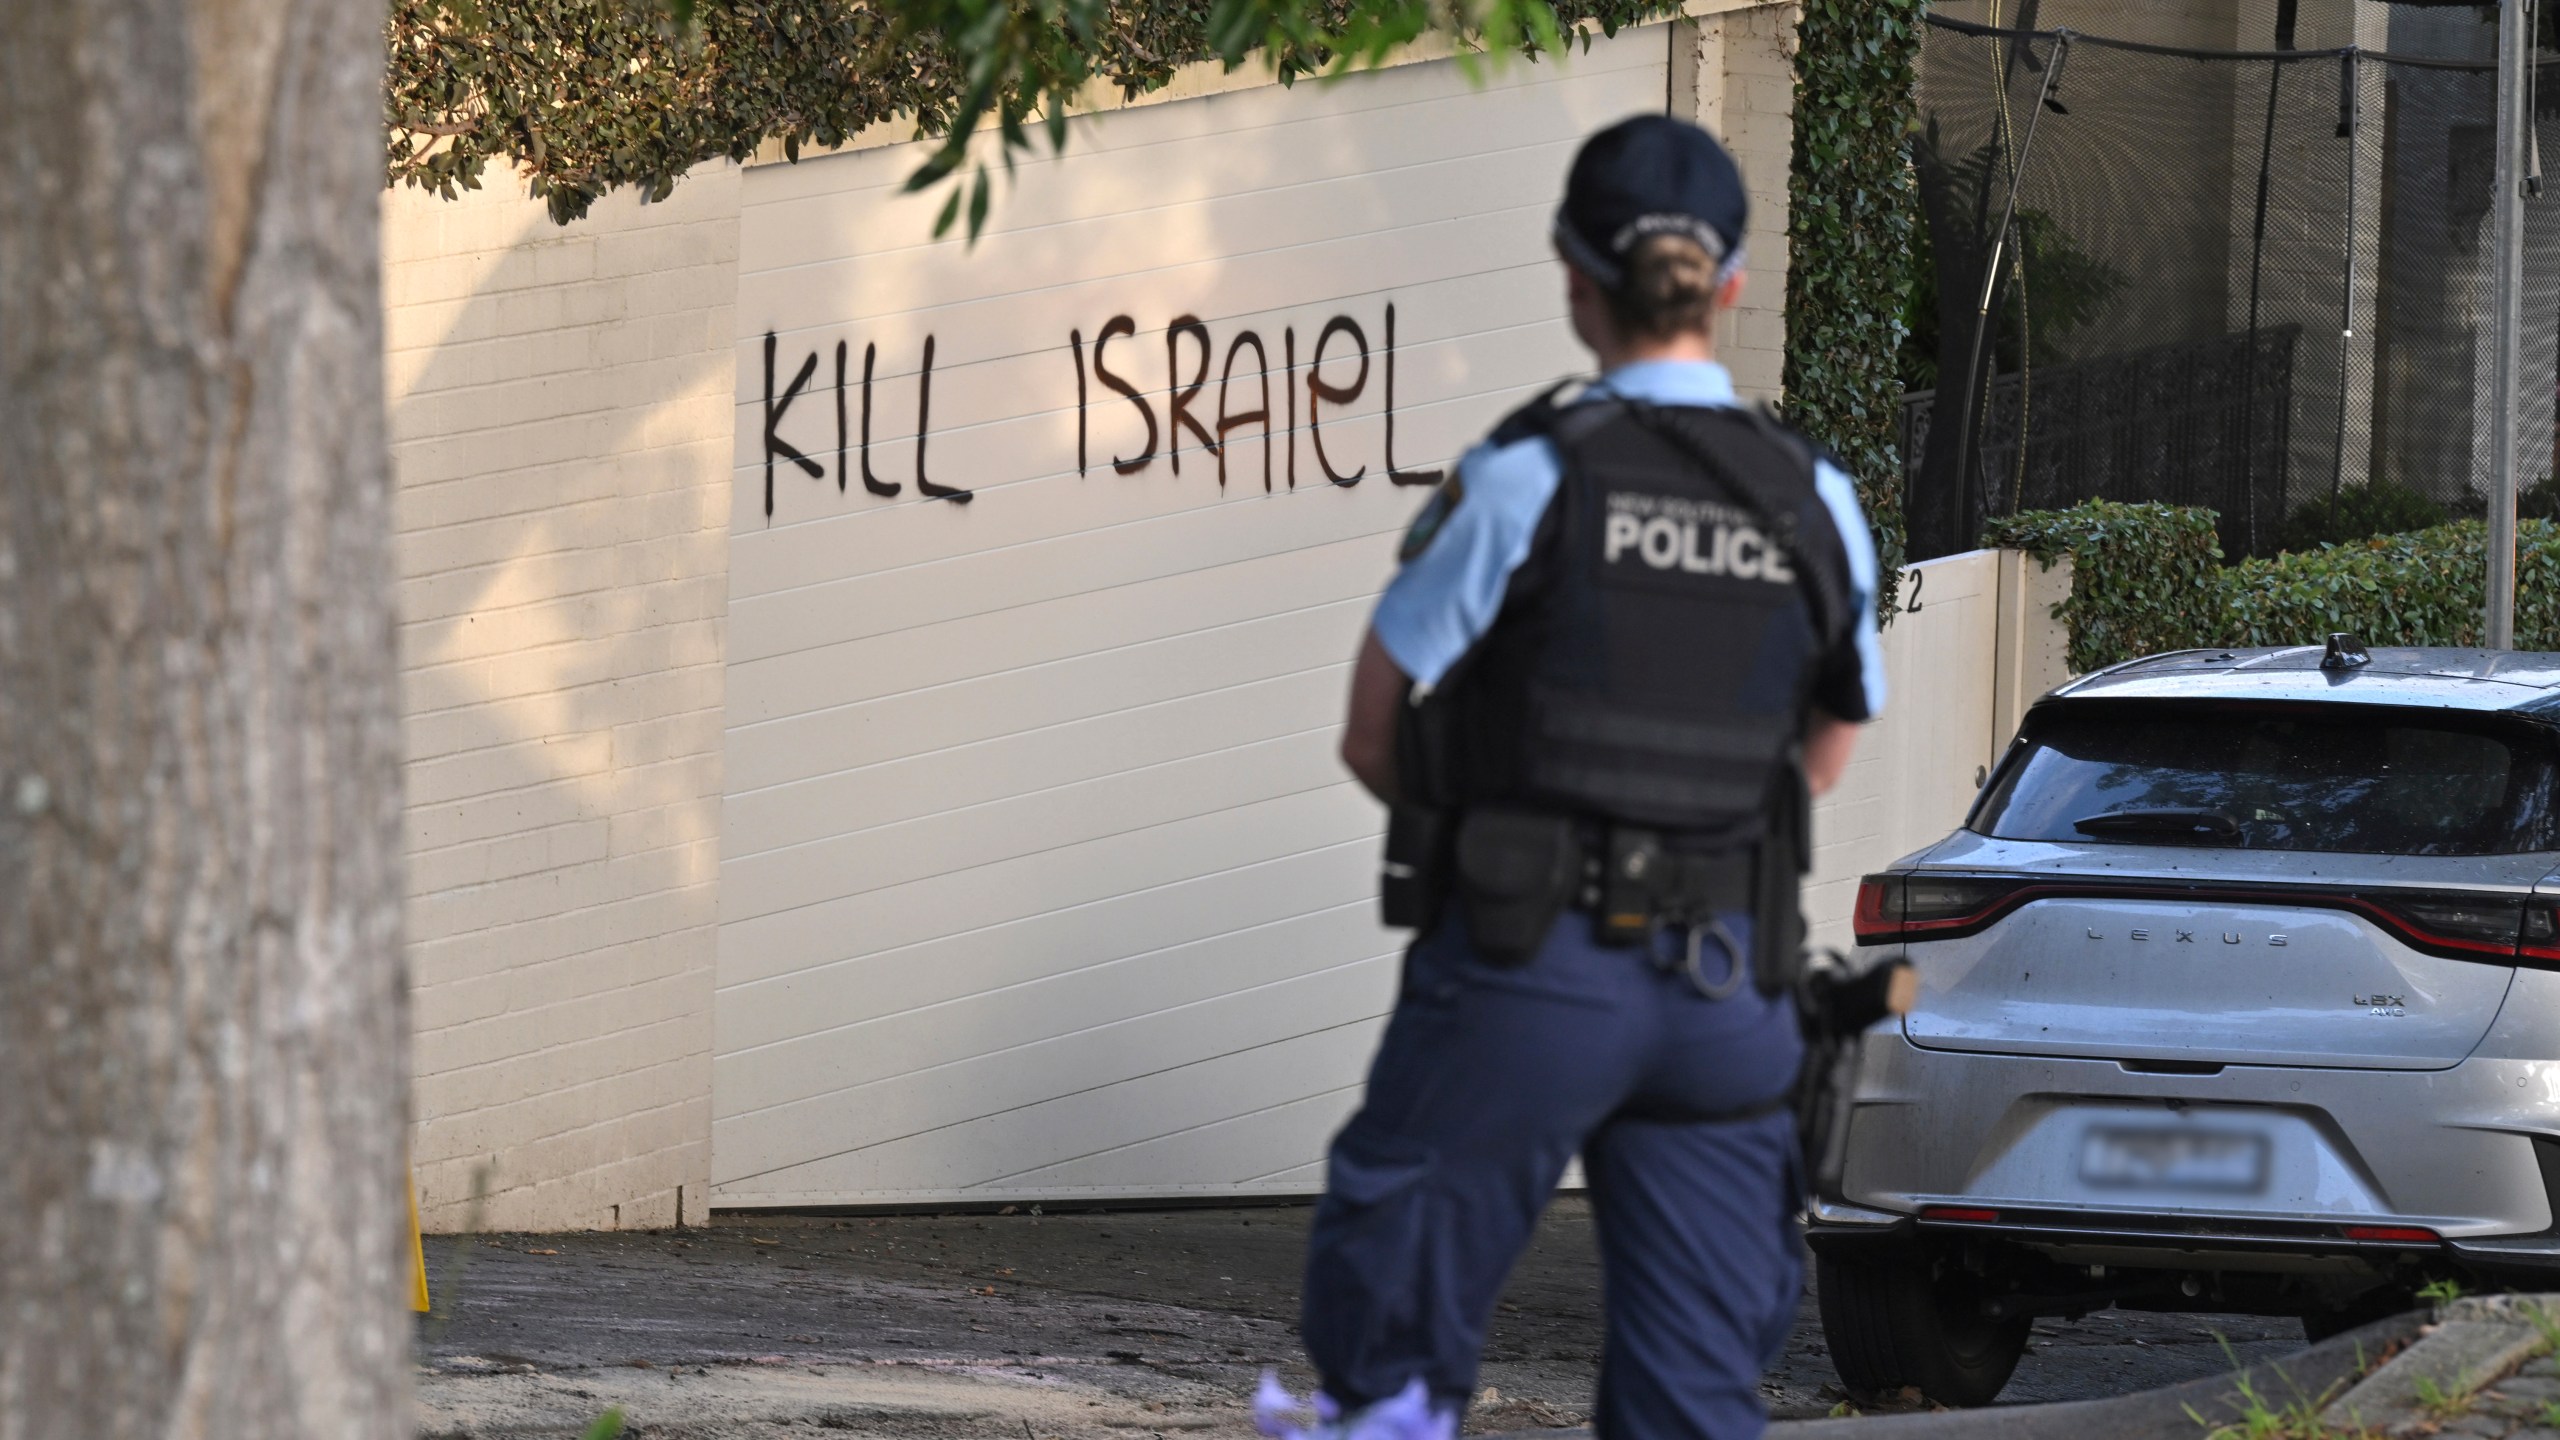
top-left (715, 26), bottom-right (1673, 1206)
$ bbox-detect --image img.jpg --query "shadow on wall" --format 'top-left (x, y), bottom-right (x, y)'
top-left (381, 167), bottom-right (736, 1233)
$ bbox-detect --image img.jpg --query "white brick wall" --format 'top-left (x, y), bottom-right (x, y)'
top-left (379, 7), bottom-right (1817, 1227)
top-left (1678, 3), bottom-right (1798, 403)
top-left (384, 166), bottom-right (739, 1233)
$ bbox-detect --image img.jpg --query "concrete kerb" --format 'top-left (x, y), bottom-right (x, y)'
top-left (2319, 1295), bottom-right (2560, 1434)
top-left (1481, 1312), bottom-right (2427, 1440)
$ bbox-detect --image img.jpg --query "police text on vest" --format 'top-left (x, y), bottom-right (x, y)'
top-left (1602, 492), bottom-right (1794, 583)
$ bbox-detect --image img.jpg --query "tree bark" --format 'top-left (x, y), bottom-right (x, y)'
top-left (0, 0), bottom-right (407, 1435)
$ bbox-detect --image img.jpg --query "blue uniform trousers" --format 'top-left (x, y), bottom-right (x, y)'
top-left (1301, 907), bottom-right (1805, 1440)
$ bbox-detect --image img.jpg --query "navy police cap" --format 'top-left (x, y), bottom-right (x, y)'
top-left (1553, 114), bottom-right (1748, 292)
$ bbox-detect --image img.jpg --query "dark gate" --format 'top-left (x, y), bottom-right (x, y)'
top-left (1908, 2), bottom-right (2560, 561)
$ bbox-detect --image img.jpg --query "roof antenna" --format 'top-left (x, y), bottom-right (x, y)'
top-left (2320, 632), bottom-right (2372, 670)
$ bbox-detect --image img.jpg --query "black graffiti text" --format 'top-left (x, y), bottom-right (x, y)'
top-left (760, 299), bottom-right (1443, 522)
top-left (762, 330), bottom-right (973, 519)
top-left (1067, 301), bottom-right (1443, 493)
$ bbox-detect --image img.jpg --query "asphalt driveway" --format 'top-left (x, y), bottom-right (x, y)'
top-left (415, 1199), bottom-right (2297, 1437)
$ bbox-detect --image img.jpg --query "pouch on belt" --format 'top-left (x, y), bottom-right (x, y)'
top-left (1453, 807), bottom-right (1579, 967)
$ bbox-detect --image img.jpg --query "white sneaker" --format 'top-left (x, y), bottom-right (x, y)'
top-left (1253, 1373), bottom-right (1456, 1440)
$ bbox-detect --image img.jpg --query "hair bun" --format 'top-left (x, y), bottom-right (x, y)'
top-left (1609, 233), bottom-right (1721, 340)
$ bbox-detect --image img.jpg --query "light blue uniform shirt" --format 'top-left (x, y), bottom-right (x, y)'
top-left (1372, 359), bottom-right (1886, 721)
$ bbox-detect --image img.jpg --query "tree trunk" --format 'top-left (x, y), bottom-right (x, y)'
top-left (0, 0), bottom-right (407, 1435)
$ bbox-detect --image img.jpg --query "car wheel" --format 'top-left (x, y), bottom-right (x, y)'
top-left (1817, 1253), bottom-right (2031, 1408)
top-left (2300, 1286), bottom-right (2417, 1344)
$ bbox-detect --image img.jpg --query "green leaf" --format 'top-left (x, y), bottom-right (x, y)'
top-left (1523, 1), bottom-right (1565, 57)
top-left (904, 148), bottom-right (963, 193)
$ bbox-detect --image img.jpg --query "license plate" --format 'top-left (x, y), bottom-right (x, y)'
top-left (2080, 1127), bottom-right (2269, 1193)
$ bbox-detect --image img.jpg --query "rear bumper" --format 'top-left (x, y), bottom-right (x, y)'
top-left (2448, 1236), bottom-right (2560, 1282)
top-left (1828, 1034), bottom-right (2560, 1246)
top-left (1808, 1207), bottom-right (2560, 1291)
top-left (1809, 1207), bottom-right (2446, 1259)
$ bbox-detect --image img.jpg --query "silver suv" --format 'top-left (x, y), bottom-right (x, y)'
top-left (1812, 644), bottom-right (2560, 1406)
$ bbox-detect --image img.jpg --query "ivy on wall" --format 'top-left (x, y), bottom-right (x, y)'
top-left (1988, 500), bottom-right (2560, 671)
top-left (1782, 0), bottom-right (1923, 620)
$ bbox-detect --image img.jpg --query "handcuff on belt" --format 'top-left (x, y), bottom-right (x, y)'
top-left (1658, 915), bottom-right (1750, 1001)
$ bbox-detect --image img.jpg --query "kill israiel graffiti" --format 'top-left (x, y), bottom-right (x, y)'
top-left (759, 302), bottom-right (1445, 519)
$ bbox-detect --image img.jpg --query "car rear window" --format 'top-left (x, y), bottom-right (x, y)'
top-left (1975, 703), bottom-right (2560, 855)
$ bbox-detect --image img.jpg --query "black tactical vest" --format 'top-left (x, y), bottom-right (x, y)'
top-left (1401, 393), bottom-right (1855, 849)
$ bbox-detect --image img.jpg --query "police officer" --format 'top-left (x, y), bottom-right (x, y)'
top-left (1260, 115), bottom-right (1886, 1440)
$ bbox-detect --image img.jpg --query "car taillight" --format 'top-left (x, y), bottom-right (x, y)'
top-left (1921, 1206), bottom-right (2001, 1223)
top-left (1852, 874), bottom-right (1900, 944)
top-left (1855, 873), bottom-right (2035, 946)
top-left (1859, 874), bottom-right (2560, 966)
top-left (2522, 903), bottom-right (2560, 963)
top-left (2360, 893), bottom-right (2527, 959)
top-left (1905, 875), bottom-right (2030, 933)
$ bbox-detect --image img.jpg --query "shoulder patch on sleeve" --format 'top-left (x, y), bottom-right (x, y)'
top-left (1398, 472), bottom-right (1467, 562)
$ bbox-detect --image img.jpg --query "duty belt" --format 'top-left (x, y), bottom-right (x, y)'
top-left (1556, 814), bottom-right (1761, 994)
top-left (1580, 823), bottom-right (1756, 999)
top-left (1419, 803), bottom-right (1766, 993)
top-left (1582, 825), bottom-right (1753, 928)
top-left (1566, 819), bottom-right (1751, 999)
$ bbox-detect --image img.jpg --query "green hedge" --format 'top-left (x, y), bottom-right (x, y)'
top-left (1983, 502), bottom-right (2225, 674)
top-left (1989, 500), bottom-right (2560, 670)
top-left (1785, 0), bottom-right (1922, 621)
top-left (2278, 478), bottom-right (2448, 553)
top-left (2223, 520), bottom-right (2560, 651)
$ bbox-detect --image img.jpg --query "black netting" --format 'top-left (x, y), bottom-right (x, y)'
top-left (1905, 1), bottom-right (2560, 562)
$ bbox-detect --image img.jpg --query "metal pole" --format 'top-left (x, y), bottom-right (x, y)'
top-left (1948, 36), bottom-right (2070, 547)
top-left (2331, 51), bottom-right (2361, 510)
top-left (2239, 60), bottom-right (2280, 554)
top-left (2490, 0), bottom-right (2528, 648)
